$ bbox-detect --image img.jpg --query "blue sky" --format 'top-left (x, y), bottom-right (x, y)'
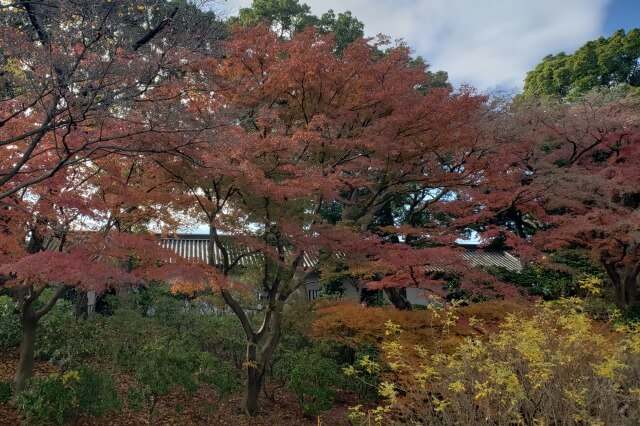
top-left (604, 0), bottom-right (640, 34)
top-left (218, 0), bottom-right (639, 92)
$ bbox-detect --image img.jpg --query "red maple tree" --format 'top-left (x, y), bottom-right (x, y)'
top-left (0, 0), bottom-right (223, 201)
top-left (463, 89), bottom-right (640, 310)
top-left (152, 24), bottom-right (514, 413)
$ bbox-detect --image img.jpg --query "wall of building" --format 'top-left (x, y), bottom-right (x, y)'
top-left (298, 275), bottom-right (360, 302)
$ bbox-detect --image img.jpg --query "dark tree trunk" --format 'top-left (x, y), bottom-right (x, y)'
top-left (74, 290), bottom-right (88, 318)
top-left (242, 359), bottom-right (263, 416)
top-left (624, 277), bottom-right (638, 309)
top-left (12, 284), bottom-right (66, 391)
top-left (384, 287), bottom-right (412, 310)
top-left (616, 273), bottom-right (639, 310)
top-left (606, 262), bottom-right (639, 311)
top-left (116, 284), bottom-right (131, 306)
top-left (13, 309), bottom-right (38, 391)
top-left (240, 310), bottom-right (283, 416)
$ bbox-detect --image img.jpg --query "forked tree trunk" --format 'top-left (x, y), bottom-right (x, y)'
top-left (240, 309), bottom-right (283, 416)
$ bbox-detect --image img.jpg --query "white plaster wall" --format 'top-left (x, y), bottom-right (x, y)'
top-left (405, 287), bottom-right (432, 306)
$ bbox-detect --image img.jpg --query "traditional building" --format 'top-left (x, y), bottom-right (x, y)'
top-left (160, 235), bottom-right (522, 306)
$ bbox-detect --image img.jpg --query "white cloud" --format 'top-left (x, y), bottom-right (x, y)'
top-left (215, 0), bottom-right (611, 91)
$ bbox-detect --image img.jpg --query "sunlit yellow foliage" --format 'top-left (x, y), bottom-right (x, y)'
top-left (578, 275), bottom-right (604, 296)
top-left (61, 370), bottom-right (81, 385)
top-left (347, 299), bottom-right (640, 425)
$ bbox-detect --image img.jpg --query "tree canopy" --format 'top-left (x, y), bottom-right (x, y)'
top-left (230, 0), bottom-right (364, 54)
top-left (1, 3), bottom-right (639, 422)
top-left (523, 29), bottom-right (640, 99)
top-left (462, 88), bottom-right (640, 310)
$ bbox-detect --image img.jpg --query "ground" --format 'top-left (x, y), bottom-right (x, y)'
top-left (0, 350), bottom-right (353, 425)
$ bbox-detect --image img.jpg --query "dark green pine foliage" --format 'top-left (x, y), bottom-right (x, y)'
top-left (523, 29), bottom-right (640, 98)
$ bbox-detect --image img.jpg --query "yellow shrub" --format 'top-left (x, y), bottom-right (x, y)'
top-left (348, 299), bottom-right (640, 425)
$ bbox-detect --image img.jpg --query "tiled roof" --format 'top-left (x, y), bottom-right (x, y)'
top-left (161, 235), bottom-right (522, 272)
top-left (159, 236), bottom-right (261, 267)
top-left (159, 235), bottom-right (319, 269)
top-left (461, 250), bottom-right (522, 272)
top-left (42, 234), bottom-right (522, 272)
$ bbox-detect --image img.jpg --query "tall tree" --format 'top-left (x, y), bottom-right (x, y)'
top-left (230, 0), bottom-right (363, 53)
top-left (0, 0), bottom-right (224, 202)
top-left (523, 29), bottom-right (640, 99)
top-left (162, 24), bottom-right (503, 413)
top-left (464, 88), bottom-right (640, 310)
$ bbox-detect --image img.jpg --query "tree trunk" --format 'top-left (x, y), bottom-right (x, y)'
top-left (242, 367), bottom-right (263, 416)
top-left (620, 273), bottom-right (638, 310)
top-left (12, 284), bottom-right (66, 391)
top-left (610, 266), bottom-right (639, 311)
top-left (240, 310), bottom-right (283, 416)
top-left (116, 284), bottom-right (131, 306)
top-left (241, 341), bottom-right (263, 416)
top-left (13, 312), bottom-right (38, 391)
top-left (74, 290), bottom-right (88, 318)
top-left (384, 287), bottom-right (412, 310)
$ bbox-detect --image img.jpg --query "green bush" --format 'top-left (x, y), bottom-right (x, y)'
top-left (126, 336), bottom-right (240, 423)
top-left (488, 265), bottom-right (577, 299)
top-left (0, 380), bottom-right (12, 404)
top-left (0, 295), bottom-right (20, 349)
top-left (343, 346), bottom-right (383, 402)
top-left (16, 365), bottom-right (120, 425)
top-left (40, 316), bottom-right (99, 369)
top-left (133, 339), bottom-right (201, 398)
top-left (488, 250), bottom-right (607, 300)
top-left (184, 312), bottom-right (247, 369)
top-left (16, 374), bottom-right (69, 425)
top-left (288, 349), bottom-right (342, 417)
top-left (195, 353), bottom-right (240, 397)
top-left (35, 296), bottom-right (75, 360)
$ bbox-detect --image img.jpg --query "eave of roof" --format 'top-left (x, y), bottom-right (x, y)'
top-left (160, 235), bottom-right (522, 272)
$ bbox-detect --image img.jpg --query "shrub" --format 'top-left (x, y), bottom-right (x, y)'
top-left (127, 336), bottom-right (240, 423)
top-left (16, 366), bottom-right (120, 425)
top-left (133, 339), bottom-right (200, 397)
top-left (287, 349), bottom-right (342, 417)
top-left (0, 380), bottom-right (12, 404)
top-left (35, 296), bottom-right (75, 360)
top-left (343, 346), bottom-right (382, 402)
top-left (348, 299), bottom-right (640, 425)
top-left (38, 315), bottom-right (99, 369)
top-left (183, 312), bottom-right (247, 369)
top-left (16, 374), bottom-right (70, 425)
top-left (319, 278), bottom-right (345, 298)
top-left (196, 354), bottom-right (240, 397)
top-left (0, 295), bottom-right (20, 349)
top-left (310, 300), bottom-right (520, 354)
top-left (488, 250), bottom-right (607, 300)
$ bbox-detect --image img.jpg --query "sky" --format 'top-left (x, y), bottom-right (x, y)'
top-left (215, 0), bottom-right (639, 92)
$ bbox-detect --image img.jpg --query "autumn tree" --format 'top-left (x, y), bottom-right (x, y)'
top-left (0, 155), bottom-right (211, 391)
top-left (0, 0), bottom-right (224, 202)
top-left (463, 88), bottom-right (640, 310)
top-left (212, 26), bottom-right (500, 313)
top-left (151, 22), bottom-right (507, 414)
